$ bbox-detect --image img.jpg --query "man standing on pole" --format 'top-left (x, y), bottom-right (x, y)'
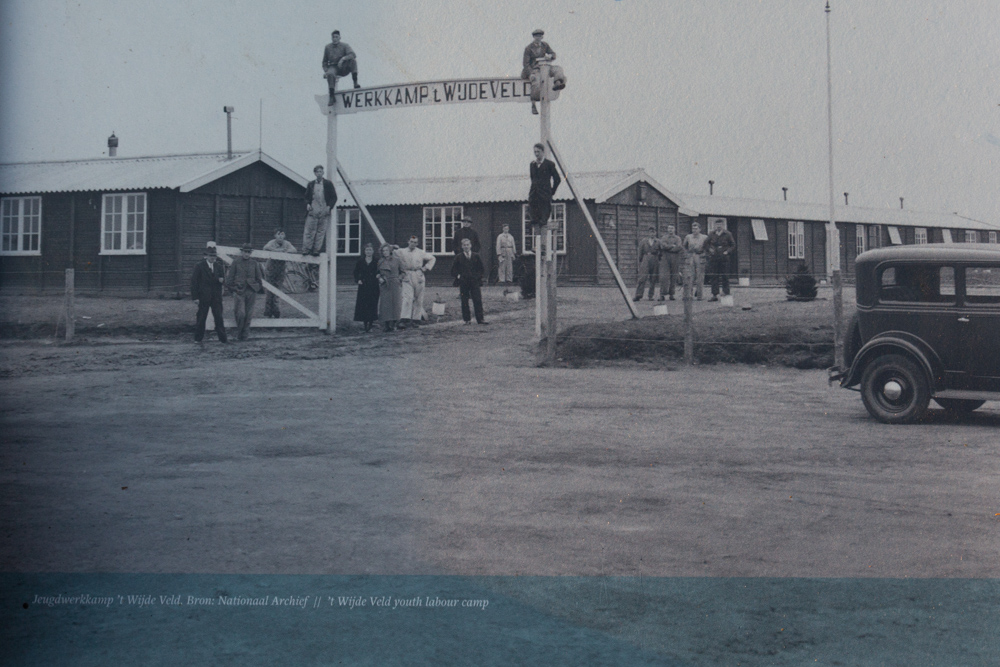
top-left (528, 143), bottom-right (561, 234)
top-left (302, 165), bottom-right (337, 290)
top-left (323, 30), bottom-right (359, 104)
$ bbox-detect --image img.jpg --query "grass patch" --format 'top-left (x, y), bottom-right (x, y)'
top-left (558, 298), bottom-right (854, 369)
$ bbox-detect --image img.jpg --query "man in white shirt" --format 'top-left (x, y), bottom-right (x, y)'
top-left (394, 235), bottom-right (436, 328)
top-left (495, 224), bottom-right (517, 284)
top-left (683, 222), bottom-right (709, 300)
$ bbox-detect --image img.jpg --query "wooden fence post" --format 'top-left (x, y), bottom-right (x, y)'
top-left (65, 269), bottom-right (75, 343)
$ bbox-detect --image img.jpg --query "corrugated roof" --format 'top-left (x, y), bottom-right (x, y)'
top-left (350, 170), bottom-right (997, 232)
top-left (680, 194), bottom-right (999, 231)
top-left (0, 150), bottom-right (309, 195)
top-left (351, 170), bottom-right (649, 206)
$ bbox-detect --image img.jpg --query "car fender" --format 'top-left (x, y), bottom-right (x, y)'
top-left (840, 332), bottom-right (943, 390)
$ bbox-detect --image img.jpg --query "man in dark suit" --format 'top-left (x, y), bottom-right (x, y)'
top-left (191, 246), bottom-right (228, 344)
top-left (452, 217), bottom-right (481, 255)
top-left (450, 238), bottom-right (487, 325)
top-left (528, 143), bottom-right (561, 234)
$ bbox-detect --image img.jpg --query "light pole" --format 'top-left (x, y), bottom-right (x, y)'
top-left (825, 1), bottom-right (845, 370)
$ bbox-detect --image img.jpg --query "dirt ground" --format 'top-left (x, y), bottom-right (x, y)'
top-left (2, 287), bottom-right (998, 664)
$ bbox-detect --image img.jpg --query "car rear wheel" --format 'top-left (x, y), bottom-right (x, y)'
top-left (934, 398), bottom-right (985, 414)
top-left (860, 354), bottom-right (930, 424)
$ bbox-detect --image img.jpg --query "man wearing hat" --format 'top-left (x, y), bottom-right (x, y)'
top-left (225, 243), bottom-right (265, 341)
top-left (522, 29), bottom-right (556, 115)
top-left (451, 217), bottom-right (481, 255)
top-left (323, 30), bottom-right (360, 104)
top-left (190, 245), bottom-right (228, 344)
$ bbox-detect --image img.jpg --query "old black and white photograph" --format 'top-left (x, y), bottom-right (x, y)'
top-left (1, 1), bottom-right (998, 664)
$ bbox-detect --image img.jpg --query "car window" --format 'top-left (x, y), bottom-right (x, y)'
top-left (964, 266), bottom-right (1000, 304)
top-left (878, 265), bottom-right (955, 303)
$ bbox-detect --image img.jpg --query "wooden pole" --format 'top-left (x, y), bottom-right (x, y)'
top-left (546, 228), bottom-right (557, 362)
top-left (326, 103), bottom-right (338, 333)
top-left (683, 260), bottom-right (693, 364)
top-left (825, 1), bottom-right (845, 370)
top-left (64, 269), bottom-right (75, 343)
top-left (535, 234), bottom-right (542, 338)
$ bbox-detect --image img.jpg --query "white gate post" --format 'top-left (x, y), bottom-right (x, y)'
top-left (326, 107), bottom-right (338, 333)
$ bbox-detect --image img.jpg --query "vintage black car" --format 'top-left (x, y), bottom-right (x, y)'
top-left (836, 244), bottom-right (1000, 423)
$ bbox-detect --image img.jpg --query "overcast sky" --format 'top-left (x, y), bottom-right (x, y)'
top-left (1, 0), bottom-right (998, 224)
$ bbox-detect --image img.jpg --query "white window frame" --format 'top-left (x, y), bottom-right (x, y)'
top-left (914, 227), bottom-right (928, 244)
top-left (1, 196), bottom-right (42, 255)
top-left (855, 224), bottom-right (865, 254)
top-left (887, 226), bottom-right (902, 245)
top-left (941, 228), bottom-right (953, 243)
top-left (100, 192), bottom-right (147, 255)
top-left (751, 219), bottom-right (768, 241)
top-left (989, 231), bottom-right (998, 244)
top-left (336, 208), bottom-right (362, 256)
top-left (522, 202), bottom-right (567, 255)
top-left (787, 220), bottom-right (805, 259)
top-left (965, 230), bottom-right (979, 244)
top-left (422, 206), bottom-right (463, 255)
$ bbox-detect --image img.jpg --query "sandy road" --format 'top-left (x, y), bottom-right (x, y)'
top-left (2, 310), bottom-right (997, 579)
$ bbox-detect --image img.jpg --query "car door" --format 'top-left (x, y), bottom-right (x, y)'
top-left (874, 264), bottom-right (961, 375)
top-left (958, 264), bottom-right (1000, 391)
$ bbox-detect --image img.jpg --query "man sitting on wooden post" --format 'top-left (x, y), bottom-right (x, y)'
top-left (323, 30), bottom-right (359, 104)
top-left (528, 143), bottom-right (561, 235)
top-left (521, 29), bottom-right (555, 115)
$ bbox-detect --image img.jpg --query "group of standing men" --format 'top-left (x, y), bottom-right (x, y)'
top-left (634, 219), bottom-right (735, 302)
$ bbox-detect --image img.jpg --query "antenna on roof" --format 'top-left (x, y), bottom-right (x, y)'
top-left (259, 99), bottom-right (263, 152)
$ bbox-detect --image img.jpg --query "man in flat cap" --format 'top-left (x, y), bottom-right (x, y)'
top-left (191, 245), bottom-right (228, 344)
top-left (225, 243), bottom-right (265, 341)
top-left (522, 29), bottom-right (556, 115)
top-left (323, 30), bottom-right (360, 105)
top-left (451, 217), bottom-right (481, 255)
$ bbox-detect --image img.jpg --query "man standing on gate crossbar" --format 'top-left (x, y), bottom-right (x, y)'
top-left (528, 143), bottom-right (561, 235)
top-left (302, 165), bottom-right (337, 291)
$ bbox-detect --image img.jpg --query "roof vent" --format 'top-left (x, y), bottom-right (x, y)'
top-left (782, 187), bottom-right (788, 201)
top-left (708, 180), bottom-right (714, 195)
top-left (108, 132), bottom-right (118, 157)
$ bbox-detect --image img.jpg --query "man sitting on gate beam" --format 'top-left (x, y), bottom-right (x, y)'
top-left (191, 245), bottom-right (228, 345)
top-left (225, 243), bottom-right (265, 342)
top-left (528, 143), bottom-right (561, 236)
top-left (303, 165), bottom-right (337, 291)
top-left (658, 224), bottom-right (683, 301)
top-left (323, 30), bottom-right (359, 104)
top-left (634, 226), bottom-right (660, 302)
top-left (522, 29), bottom-right (555, 115)
top-left (395, 235), bottom-right (436, 328)
top-left (452, 217), bottom-right (481, 255)
top-left (706, 218), bottom-right (735, 301)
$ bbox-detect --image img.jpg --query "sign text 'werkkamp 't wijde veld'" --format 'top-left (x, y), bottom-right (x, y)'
top-left (331, 78), bottom-right (534, 114)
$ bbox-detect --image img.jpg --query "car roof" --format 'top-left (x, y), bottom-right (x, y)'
top-left (856, 243), bottom-right (1000, 266)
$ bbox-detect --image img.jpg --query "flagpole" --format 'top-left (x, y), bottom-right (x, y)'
top-left (826, 0), bottom-right (845, 370)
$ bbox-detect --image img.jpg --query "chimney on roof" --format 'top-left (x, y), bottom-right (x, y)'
top-left (843, 192), bottom-right (849, 206)
top-left (107, 132), bottom-right (118, 157)
top-left (708, 180), bottom-right (714, 195)
top-left (223, 106), bottom-right (235, 160)
top-left (900, 197), bottom-right (904, 209)
top-left (782, 187), bottom-right (788, 201)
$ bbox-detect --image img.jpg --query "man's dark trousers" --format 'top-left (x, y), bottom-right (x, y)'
top-left (460, 283), bottom-right (485, 324)
top-left (708, 256), bottom-right (731, 296)
top-left (195, 295), bottom-right (227, 342)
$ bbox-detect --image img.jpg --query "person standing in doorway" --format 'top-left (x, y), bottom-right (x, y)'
top-left (394, 235), bottom-right (436, 328)
top-left (191, 246), bottom-right (228, 344)
top-left (658, 224), bottom-right (683, 301)
top-left (634, 227), bottom-right (660, 302)
top-left (323, 30), bottom-right (359, 104)
top-left (684, 222), bottom-right (709, 300)
top-left (225, 243), bottom-right (265, 341)
top-left (303, 165), bottom-right (337, 290)
top-left (528, 143), bottom-right (561, 235)
top-left (495, 223), bottom-right (517, 284)
top-left (262, 229), bottom-right (296, 318)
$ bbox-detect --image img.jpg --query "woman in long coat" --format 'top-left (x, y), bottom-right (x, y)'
top-left (376, 243), bottom-right (404, 332)
top-left (353, 243), bottom-right (380, 332)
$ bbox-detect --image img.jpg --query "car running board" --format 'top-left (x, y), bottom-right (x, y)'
top-left (933, 389), bottom-right (1000, 401)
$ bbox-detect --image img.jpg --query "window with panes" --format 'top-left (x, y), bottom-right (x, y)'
top-left (0, 197), bottom-right (42, 255)
top-left (422, 206), bottom-right (463, 254)
top-left (522, 203), bottom-right (567, 254)
top-left (337, 208), bottom-right (362, 256)
top-left (101, 193), bottom-right (146, 254)
top-left (787, 221), bottom-right (805, 259)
